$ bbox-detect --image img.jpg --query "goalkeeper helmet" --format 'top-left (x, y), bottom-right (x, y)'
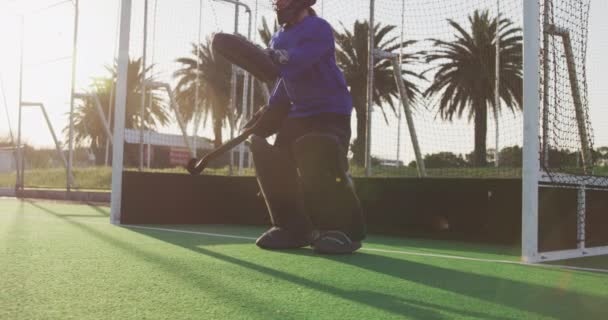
top-left (272, 0), bottom-right (316, 26)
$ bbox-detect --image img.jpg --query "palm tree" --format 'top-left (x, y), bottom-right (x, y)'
top-left (424, 10), bottom-right (523, 166)
top-left (174, 38), bottom-right (231, 148)
top-left (68, 58), bottom-right (169, 164)
top-left (334, 21), bottom-right (422, 166)
top-left (174, 37), bottom-right (267, 148)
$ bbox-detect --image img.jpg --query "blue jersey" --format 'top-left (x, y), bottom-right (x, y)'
top-left (268, 15), bottom-right (353, 118)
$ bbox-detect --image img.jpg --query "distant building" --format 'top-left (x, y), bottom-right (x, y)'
top-left (124, 129), bottom-right (214, 150)
top-left (123, 129), bottom-right (250, 168)
top-left (0, 147), bottom-right (16, 173)
top-left (378, 159), bottom-right (404, 167)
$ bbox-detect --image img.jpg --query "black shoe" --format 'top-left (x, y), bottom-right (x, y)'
top-left (256, 227), bottom-right (313, 250)
top-left (311, 230), bottom-right (362, 254)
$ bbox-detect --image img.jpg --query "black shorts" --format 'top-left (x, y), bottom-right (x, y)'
top-left (274, 113), bottom-right (351, 154)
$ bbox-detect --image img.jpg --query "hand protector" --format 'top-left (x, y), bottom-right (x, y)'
top-left (243, 104), bottom-right (290, 138)
top-left (265, 48), bottom-right (290, 65)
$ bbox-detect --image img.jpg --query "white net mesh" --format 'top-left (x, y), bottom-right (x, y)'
top-left (318, 0), bottom-right (524, 177)
top-left (539, 0), bottom-right (607, 187)
top-left (92, 0), bottom-right (598, 179)
top-left (1, 0), bottom-right (606, 190)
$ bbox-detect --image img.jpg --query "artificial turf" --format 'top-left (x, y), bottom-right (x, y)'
top-left (1, 198), bottom-right (607, 320)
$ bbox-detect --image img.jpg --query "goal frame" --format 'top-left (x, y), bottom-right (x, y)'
top-left (108, 0), bottom-right (608, 263)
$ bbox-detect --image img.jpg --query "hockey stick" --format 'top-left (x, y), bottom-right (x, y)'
top-left (185, 102), bottom-right (288, 175)
top-left (186, 127), bottom-right (255, 175)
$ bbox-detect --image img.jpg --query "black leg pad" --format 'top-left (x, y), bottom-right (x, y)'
top-left (250, 135), bottom-right (313, 236)
top-left (292, 133), bottom-right (366, 241)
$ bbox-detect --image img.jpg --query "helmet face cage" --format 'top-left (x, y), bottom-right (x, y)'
top-left (272, 0), bottom-right (294, 11)
top-left (272, 0), bottom-right (316, 25)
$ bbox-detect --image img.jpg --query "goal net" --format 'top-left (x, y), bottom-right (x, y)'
top-left (526, 0), bottom-right (608, 262)
top-left (103, 0), bottom-right (607, 262)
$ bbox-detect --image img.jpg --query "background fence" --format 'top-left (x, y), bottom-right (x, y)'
top-left (0, 0), bottom-right (607, 192)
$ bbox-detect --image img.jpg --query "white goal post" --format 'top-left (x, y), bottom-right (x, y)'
top-left (521, 0), bottom-right (542, 263)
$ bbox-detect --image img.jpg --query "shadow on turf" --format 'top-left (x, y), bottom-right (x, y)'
top-left (366, 234), bottom-right (520, 259)
top-left (88, 204), bottom-right (110, 217)
top-left (24, 200), bottom-right (604, 319)
top-left (22, 200), bottom-right (110, 218)
top-left (57, 203), bottom-right (109, 218)
top-left (23, 201), bottom-right (296, 319)
top-left (130, 228), bottom-right (607, 320)
top-left (129, 229), bottom-right (501, 320)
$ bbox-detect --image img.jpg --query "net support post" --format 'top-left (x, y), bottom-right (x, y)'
top-left (110, 0), bottom-right (133, 225)
top-left (21, 102), bottom-right (73, 183)
top-left (522, 0), bottom-right (541, 263)
top-left (544, 25), bottom-right (593, 172)
top-left (145, 81), bottom-right (196, 158)
top-left (73, 93), bottom-right (113, 142)
top-left (374, 49), bottom-right (426, 177)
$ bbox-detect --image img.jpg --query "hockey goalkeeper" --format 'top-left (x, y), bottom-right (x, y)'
top-left (245, 0), bottom-right (366, 254)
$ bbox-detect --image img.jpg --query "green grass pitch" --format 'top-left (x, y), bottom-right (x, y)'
top-left (1, 198), bottom-right (607, 319)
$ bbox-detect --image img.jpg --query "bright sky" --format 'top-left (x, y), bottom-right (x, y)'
top-left (0, 0), bottom-right (606, 163)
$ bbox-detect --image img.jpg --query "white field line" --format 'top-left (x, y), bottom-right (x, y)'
top-left (124, 224), bottom-right (258, 241)
top-left (120, 224), bottom-right (608, 274)
top-left (8, 211), bottom-right (606, 274)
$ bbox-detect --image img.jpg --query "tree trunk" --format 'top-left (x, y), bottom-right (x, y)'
top-left (473, 102), bottom-right (488, 166)
top-left (213, 117), bottom-right (223, 148)
top-left (91, 139), bottom-right (102, 166)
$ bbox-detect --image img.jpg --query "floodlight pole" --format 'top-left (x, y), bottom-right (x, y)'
top-left (494, 0), bottom-right (501, 167)
top-left (16, 15), bottom-right (24, 191)
top-left (67, 0), bottom-right (79, 191)
top-left (192, 0), bottom-right (204, 159)
top-left (139, 0), bottom-right (149, 172)
top-left (365, 0), bottom-right (375, 177)
top-left (396, 0), bottom-right (405, 168)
